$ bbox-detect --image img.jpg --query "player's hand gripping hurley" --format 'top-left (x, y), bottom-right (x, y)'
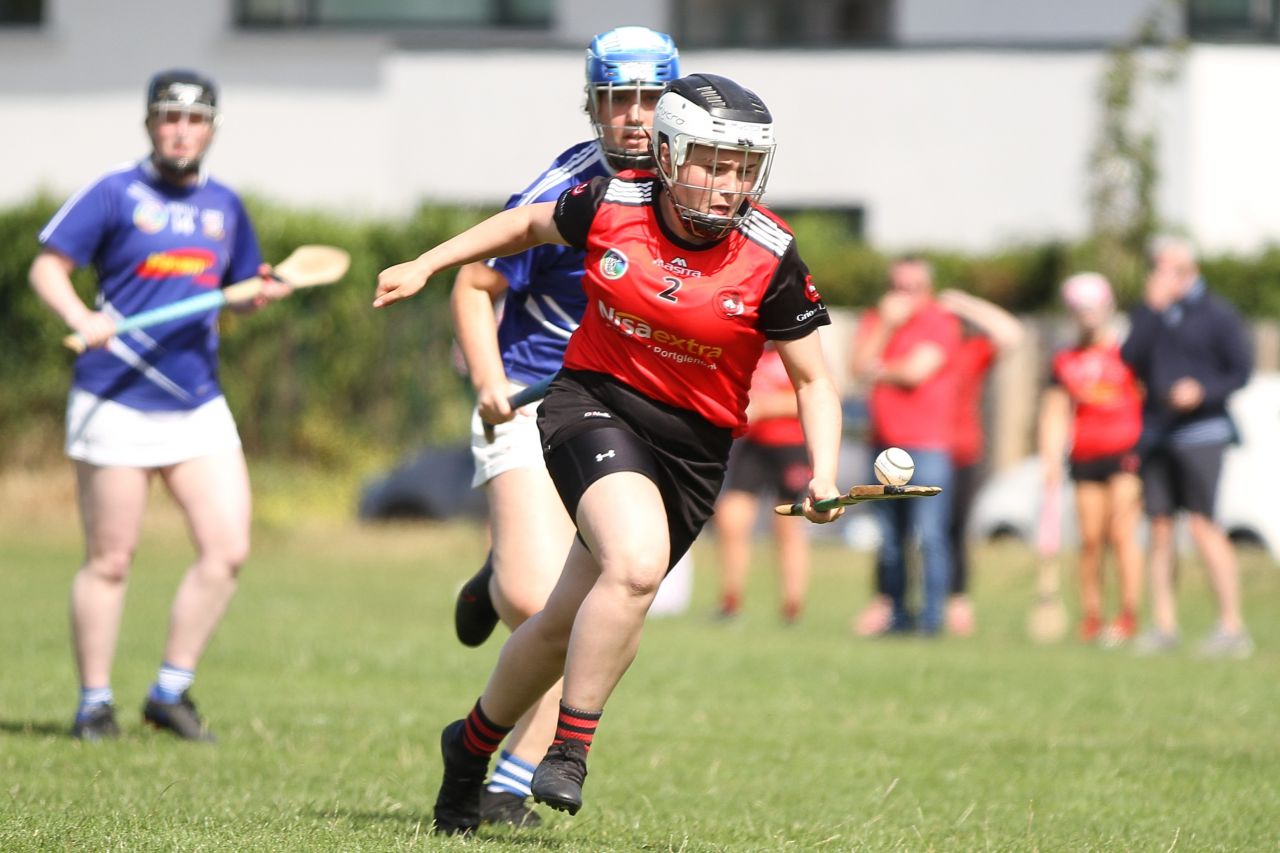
top-left (775, 484), bottom-right (942, 516)
top-left (481, 375), bottom-right (554, 442)
top-left (63, 245), bottom-right (351, 353)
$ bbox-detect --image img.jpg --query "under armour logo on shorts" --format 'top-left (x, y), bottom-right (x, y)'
top-left (595, 450), bottom-right (616, 462)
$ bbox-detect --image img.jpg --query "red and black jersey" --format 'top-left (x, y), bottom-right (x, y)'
top-left (553, 171), bottom-right (828, 434)
top-left (1050, 341), bottom-right (1143, 462)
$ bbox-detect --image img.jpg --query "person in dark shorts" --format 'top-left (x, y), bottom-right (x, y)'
top-left (1039, 273), bottom-right (1144, 645)
top-left (1121, 236), bottom-right (1254, 658)
top-left (714, 345), bottom-right (813, 624)
top-left (375, 73), bottom-right (844, 832)
top-left (936, 288), bottom-right (1024, 636)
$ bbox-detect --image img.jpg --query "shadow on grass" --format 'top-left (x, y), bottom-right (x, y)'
top-left (0, 719), bottom-right (70, 737)
top-left (304, 808), bottom-right (567, 847)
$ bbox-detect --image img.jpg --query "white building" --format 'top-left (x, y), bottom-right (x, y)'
top-left (3, 0), bottom-right (1280, 252)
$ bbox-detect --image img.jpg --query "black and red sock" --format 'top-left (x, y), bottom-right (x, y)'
top-left (553, 702), bottom-right (602, 752)
top-left (461, 699), bottom-right (512, 759)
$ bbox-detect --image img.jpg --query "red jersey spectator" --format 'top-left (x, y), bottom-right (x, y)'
top-left (1039, 272), bottom-right (1143, 645)
top-left (714, 345), bottom-right (812, 624)
top-left (936, 289), bottom-right (1024, 636)
top-left (849, 257), bottom-right (961, 635)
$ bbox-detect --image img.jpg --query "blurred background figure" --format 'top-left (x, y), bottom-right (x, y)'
top-left (936, 288), bottom-right (1024, 636)
top-left (1039, 273), bottom-right (1144, 646)
top-left (1121, 237), bottom-right (1254, 658)
top-left (713, 344), bottom-right (812, 625)
top-left (28, 69), bottom-right (289, 742)
top-left (849, 257), bottom-right (960, 636)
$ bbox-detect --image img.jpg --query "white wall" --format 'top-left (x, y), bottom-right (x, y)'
top-left (2, 0), bottom-right (1279, 253)
top-left (897, 0), bottom-right (1178, 44)
top-left (1184, 45), bottom-right (1280, 252)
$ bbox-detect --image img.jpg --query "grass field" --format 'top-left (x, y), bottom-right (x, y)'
top-left (2, 469), bottom-right (1279, 851)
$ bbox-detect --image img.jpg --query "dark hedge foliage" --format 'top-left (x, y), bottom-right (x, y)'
top-left (2, 196), bottom-right (1273, 466)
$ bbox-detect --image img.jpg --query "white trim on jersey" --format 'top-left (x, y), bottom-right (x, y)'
top-left (524, 294), bottom-right (576, 340)
top-left (104, 338), bottom-right (195, 404)
top-left (603, 178), bottom-right (653, 205)
top-left (513, 144), bottom-right (608, 208)
top-left (100, 301), bottom-right (195, 404)
top-left (38, 161), bottom-right (137, 244)
top-left (739, 209), bottom-right (792, 258)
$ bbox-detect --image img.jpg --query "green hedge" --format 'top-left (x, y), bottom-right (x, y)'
top-left (1, 195), bottom-right (489, 467)
top-left (3, 195), bottom-right (1277, 468)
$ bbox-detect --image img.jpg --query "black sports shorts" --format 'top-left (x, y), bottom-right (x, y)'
top-left (722, 437), bottom-right (810, 503)
top-left (1140, 441), bottom-right (1227, 518)
top-left (1069, 450), bottom-right (1140, 484)
top-left (538, 369), bottom-right (733, 573)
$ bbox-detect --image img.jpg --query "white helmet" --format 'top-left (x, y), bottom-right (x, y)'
top-left (651, 74), bottom-right (775, 238)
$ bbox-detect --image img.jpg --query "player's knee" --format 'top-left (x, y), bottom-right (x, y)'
top-left (84, 549), bottom-right (133, 583)
top-left (499, 586), bottom-right (546, 622)
top-left (199, 537), bottom-right (249, 576)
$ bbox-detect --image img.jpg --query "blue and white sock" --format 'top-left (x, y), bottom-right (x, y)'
top-left (486, 749), bottom-right (535, 798)
top-left (148, 662), bottom-right (195, 704)
top-left (77, 686), bottom-right (113, 721)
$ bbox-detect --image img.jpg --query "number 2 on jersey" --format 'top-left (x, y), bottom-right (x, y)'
top-left (658, 276), bottom-right (681, 303)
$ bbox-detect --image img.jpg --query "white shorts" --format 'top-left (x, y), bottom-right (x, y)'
top-left (65, 389), bottom-right (242, 468)
top-left (470, 384), bottom-right (546, 488)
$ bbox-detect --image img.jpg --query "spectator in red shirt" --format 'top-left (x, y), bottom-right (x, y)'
top-left (849, 257), bottom-right (961, 635)
top-left (936, 289), bottom-right (1024, 636)
top-left (713, 345), bottom-right (812, 624)
top-left (1039, 273), bottom-right (1144, 645)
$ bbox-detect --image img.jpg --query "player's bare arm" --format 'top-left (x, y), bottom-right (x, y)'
top-left (776, 331), bottom-right (843, 524)
top-left (29, 249), bottom-right (117, 349)
top-left (452, 262), bottom-right (517, 424)
top-left (374, 203), bottom-right (566, 308)
top-left (1037, 384), bottom-right (1072, 488)
top-left (879, 341), bottom-right (947, 388)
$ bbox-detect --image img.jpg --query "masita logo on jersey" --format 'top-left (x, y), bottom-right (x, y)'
top-left (600, 248), bottom-right (629, 280)
top-left (133, 197), bottom-right (169, 234)
top-left (652, 256), bottom-right (702, 278)
top-left (135, 248), bottom-right (219, 286)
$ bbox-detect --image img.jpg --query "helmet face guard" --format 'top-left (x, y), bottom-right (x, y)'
top-left (145, 69), bottom-right (220, 174)
top-left (584, 27), bottom-right (680, 171)
top-left (659, 141), bottom-right (774, 240)
top-left (652, 75), bottom-right (776, 239)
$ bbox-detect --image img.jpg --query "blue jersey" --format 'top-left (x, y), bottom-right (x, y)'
top-left (491, 140), bottom-right (610, 384)
top-left (39, 159), bottom-right (262, 411)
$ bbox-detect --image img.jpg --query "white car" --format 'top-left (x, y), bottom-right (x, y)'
top-left (970, 373), bottom-right (1280, 562)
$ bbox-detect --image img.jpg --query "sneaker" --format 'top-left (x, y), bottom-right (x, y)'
top-left (852, 597), bottom-right (893, 637)
top-left (1196, 627), bottom-right (1255, 660)
top-left (530, 740), bottom-right (589, 815)
top-left (946, 596), bottom-right (975, 637)
top-left (1079, 613), bottom-right (1103, 643)
top-left (432, 720), bottom-right (489, 835)
top-left (479, 789), bottom-right (541, 828)
top-left (1099, 612), bottom-right (1138, 648)
top-left (71, 704), bottom-right (120, 741)
top-left (1133, 628), bottom-right (1180, 656)
top-left (455, 559), bottom-right (499, 648)
top-left (143, 691), bottom-right (215, 742)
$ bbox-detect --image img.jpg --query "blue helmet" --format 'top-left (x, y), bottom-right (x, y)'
top-left (584, 26), bottom-right (680, 171)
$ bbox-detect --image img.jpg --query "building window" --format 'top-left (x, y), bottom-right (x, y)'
top-left (0, 0), bottom-right (42, 24)
top-left (237, 0), bottom-right (551, 28)
top-left (1187, 0), bottom-right (1279, 40)
top-left (674, 0), bottom-right (892, 47)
